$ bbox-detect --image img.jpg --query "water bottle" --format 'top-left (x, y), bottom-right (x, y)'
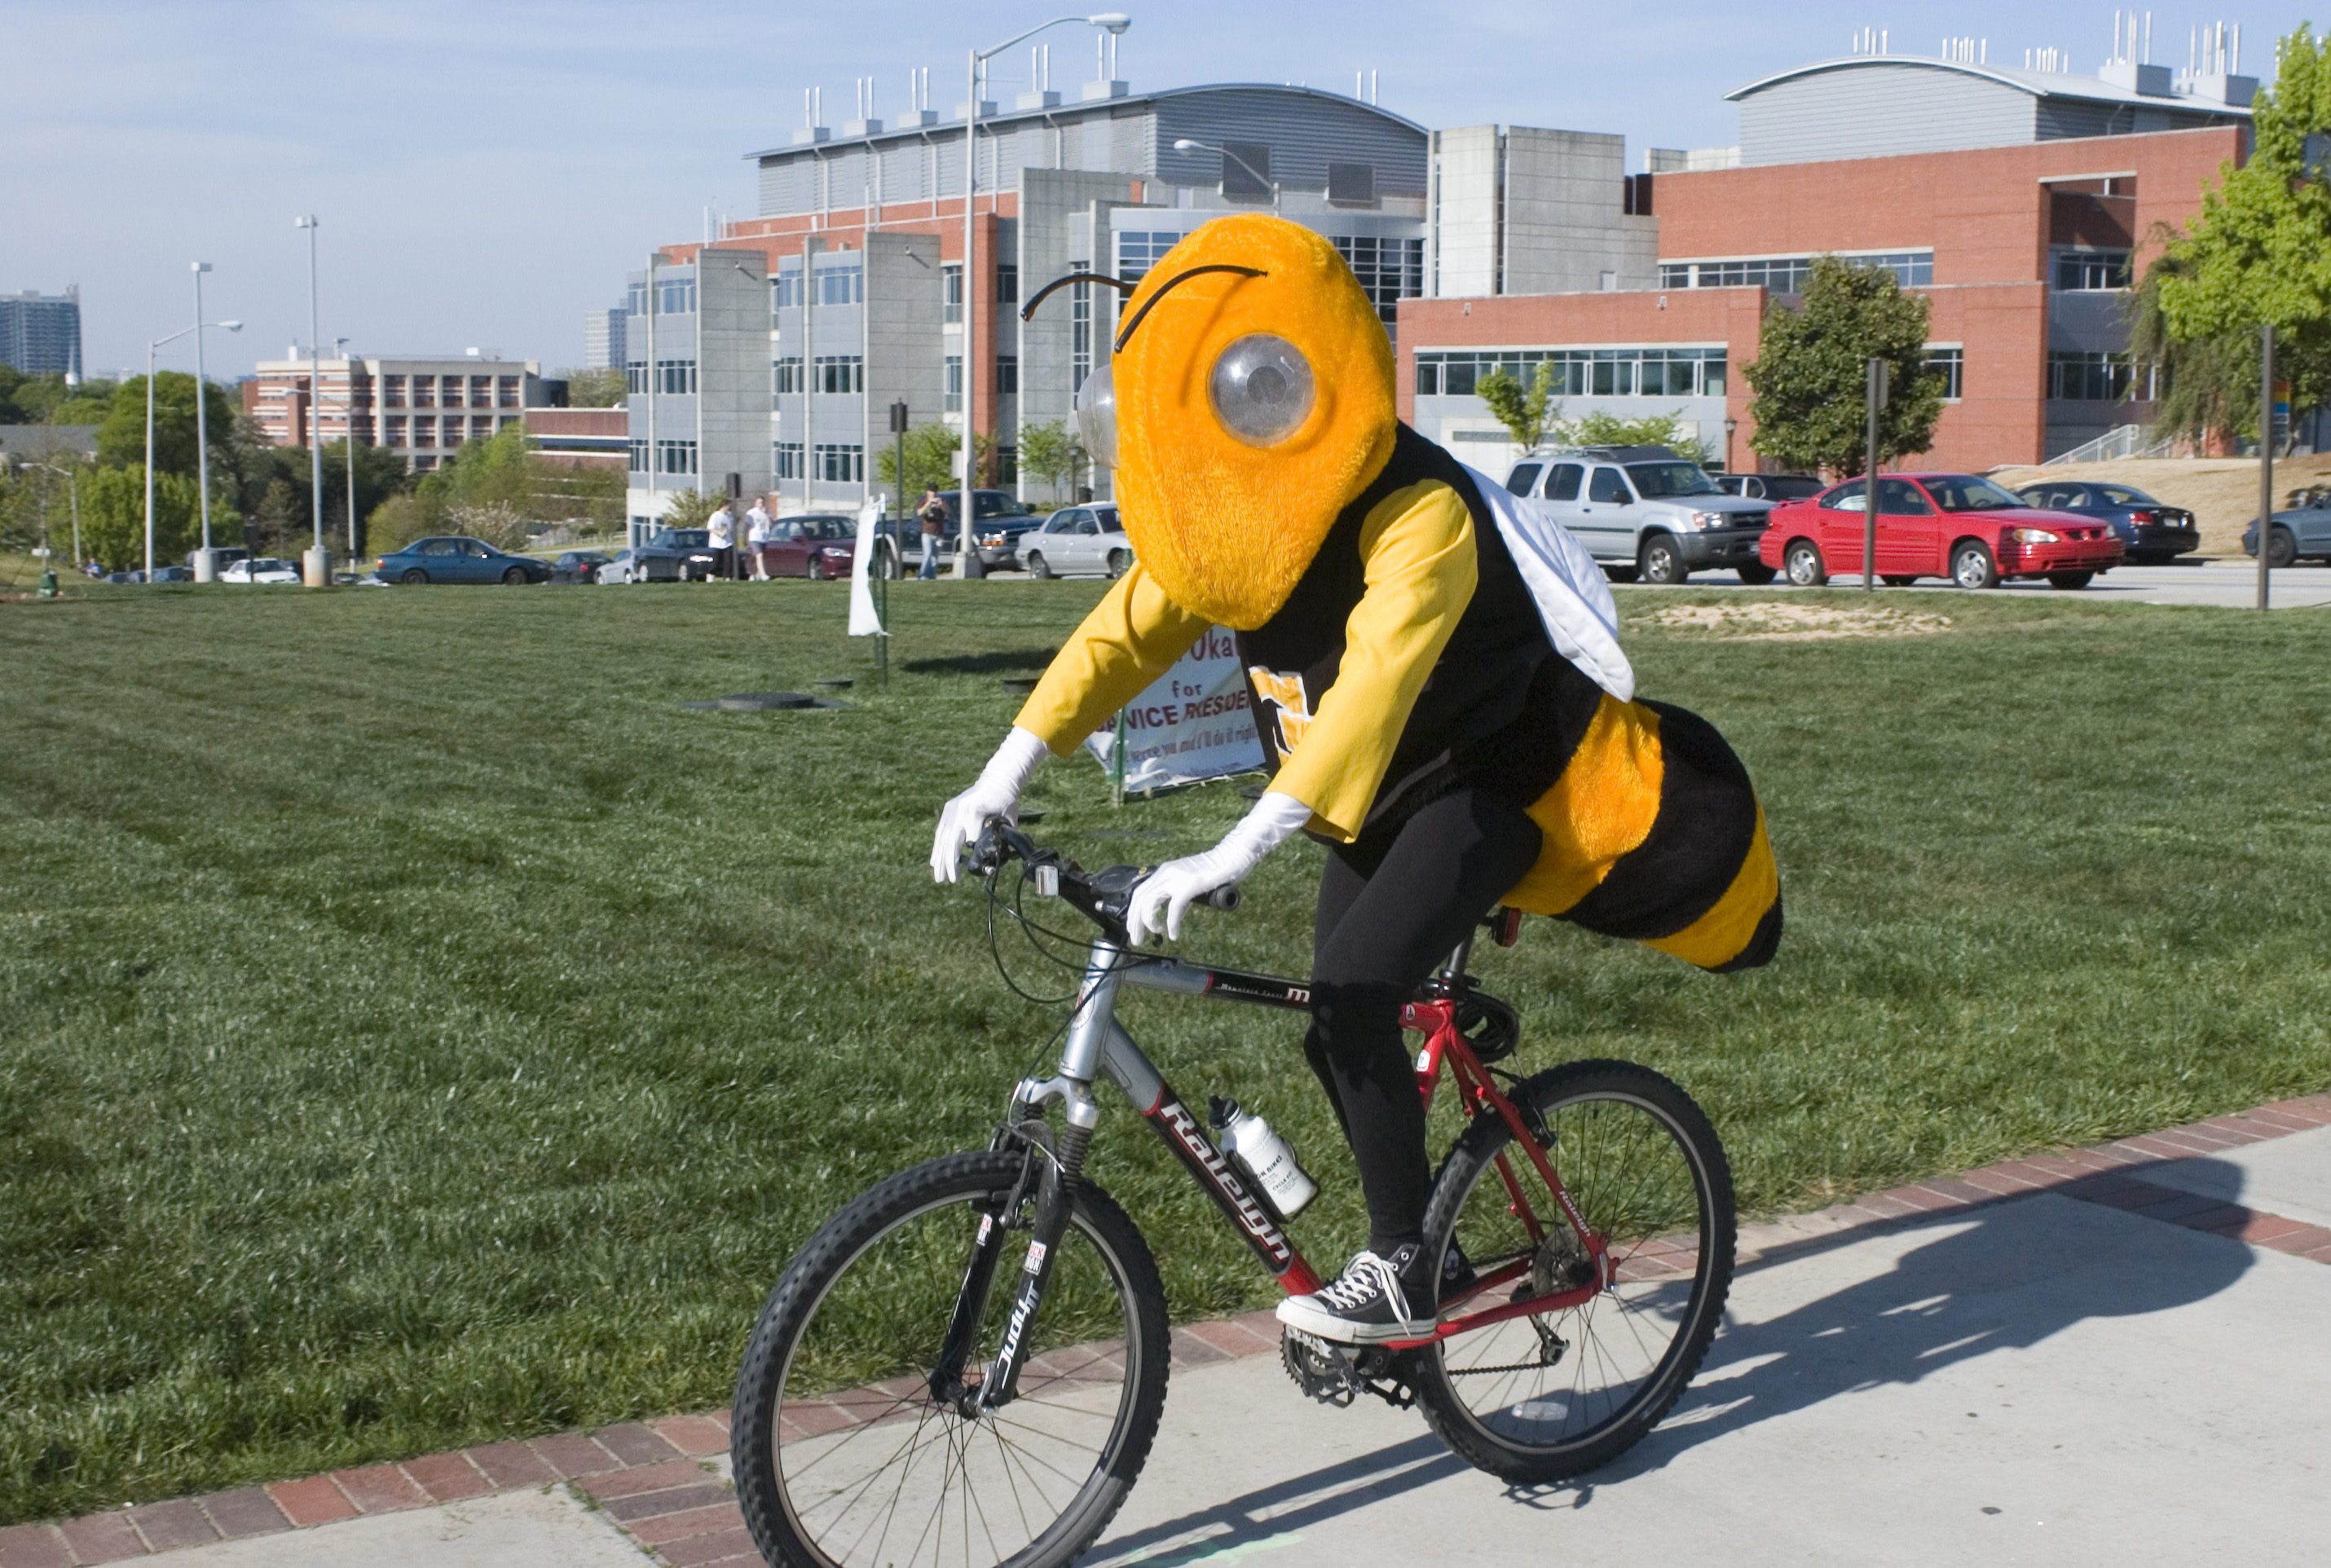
top-left (1210, 1096), bottom-right (1317, 1218)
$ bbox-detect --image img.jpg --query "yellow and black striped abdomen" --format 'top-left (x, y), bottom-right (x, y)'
top-left (1502, 694), bottom-right (1781, 972)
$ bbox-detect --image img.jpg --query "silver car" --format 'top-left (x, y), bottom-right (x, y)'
top-left (1020, 504), bottom-right (1133, 579)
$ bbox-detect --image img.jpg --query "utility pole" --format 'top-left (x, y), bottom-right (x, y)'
top-left (1863, 357), bottom-right (1888, 591)
top-left (192, 262), bottom-right (216, 577)
top-left (297, 215), bottom-right (328, 584)
top-left (2258, 324), bottom-right (2275, 611)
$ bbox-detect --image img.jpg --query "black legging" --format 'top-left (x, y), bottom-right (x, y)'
top-left (1306, 786), bottom-right (1544, 1257)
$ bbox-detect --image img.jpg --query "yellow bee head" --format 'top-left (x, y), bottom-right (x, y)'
top-left (1069, 216), bottom-right (1395, 630)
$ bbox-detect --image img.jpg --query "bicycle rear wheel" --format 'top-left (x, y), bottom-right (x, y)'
top-left (732, 1150), bottom-right (1170, 1568)
top-left (1413, 1059), bottom-right (1734, 1482)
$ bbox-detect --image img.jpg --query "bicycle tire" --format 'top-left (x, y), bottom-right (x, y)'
top-left (732, 1150), bottom-right (1170, 1568)
top-left (1412, 1059), bottom-right (1734, 1483)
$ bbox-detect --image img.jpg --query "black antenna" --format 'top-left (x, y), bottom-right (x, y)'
top-left (1020, 270), bottom-right (1136, 323)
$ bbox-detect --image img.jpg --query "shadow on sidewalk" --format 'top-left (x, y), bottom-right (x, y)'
top-left (1095, 1169), bottom-right (2256, 1551)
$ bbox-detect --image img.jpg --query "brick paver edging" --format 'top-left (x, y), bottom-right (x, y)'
top-left (5, 1093), bottom-right (2327, 1568)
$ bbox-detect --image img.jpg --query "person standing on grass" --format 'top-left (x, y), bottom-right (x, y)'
top-left (745, 495), bottom-right (773, 580)
top-left (707, 498), bottom-right (737, 580)
top-left (917, 487), bottom-right (948, 579)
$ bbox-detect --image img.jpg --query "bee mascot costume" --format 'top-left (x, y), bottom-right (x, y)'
top-left (934, 216), bottom-right (1779, 1344)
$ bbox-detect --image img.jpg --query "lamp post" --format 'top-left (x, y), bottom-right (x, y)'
top-left (145, 316), bottom-right (242, 579)
top-left (1723, 416), bottom-right (1738, 474)
top-left (958, 11), bottom-right (1131, 579)
top-left (295, 216), bottom-right (331, 586)
top-left (1171, 138), bottom-right (1276, 214)
top-left (337, 337), bottom-right (359, 558)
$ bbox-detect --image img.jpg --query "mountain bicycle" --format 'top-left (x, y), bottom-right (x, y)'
top-left (731, 821), bottom-right (1735, 1568)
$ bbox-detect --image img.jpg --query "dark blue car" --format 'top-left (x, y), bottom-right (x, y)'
top-left (377, 536), bottom-right (553, 585)
top-left (2014, 481), bottom-right (2200, 564)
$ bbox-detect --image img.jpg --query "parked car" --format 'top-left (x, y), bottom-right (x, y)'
top-left (1713, 472), bottom-right (1825, 503)
top-left (2241, 493), bottom-right (2331, 566)
top-left (1759, 473), bottom-right (2124, 589)
top-left (911, 489), bottom-right (1042, 569)
top-left (1020, 504), bottom-right (1133, 579)
top-left (627, 527), bottom-right (720, 582)
top-left (551, 550), bottom-right (612, 584)
top-left (376, 536), bottom-right (554, 585)
top-left (217, 557), bottom-right (303, 584)
top-left (102, 566), bottom-right (194, 584)
top-left (1505, 445), bottom-right (1776, 584)
top-left (756, 513), bottom-right (858, 579)
top-left (2013, 480), bottom-right (2199, 563)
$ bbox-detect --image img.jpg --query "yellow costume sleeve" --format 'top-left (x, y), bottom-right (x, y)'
top-left (1012, 562), bottom-right (1209, 755)
top-left (1271, 480), bottom-right (1477, 840)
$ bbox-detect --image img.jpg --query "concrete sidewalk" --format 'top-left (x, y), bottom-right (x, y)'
top-left (5, 1098), bottom-right (2327, 1568)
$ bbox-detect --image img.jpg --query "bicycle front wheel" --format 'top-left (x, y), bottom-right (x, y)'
top-left (731, 1150), bottom-right (1170, 1568)
top-left (1414, 1059), bottom-right (1734, 1483)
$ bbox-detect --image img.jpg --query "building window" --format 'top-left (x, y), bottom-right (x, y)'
top-left (2053, 249), bottom-right (2132, 292)
top-left (1116, 231), bottom-right (1183, 285)
top-left (1415, 346), bottom-right (1727, 399)
top-left (498, 376), bottom-right (521, 407)
top-left (627, 282), bottom-right (648, 316)
top-left (1069, 257), bottom-right (1093, 391)
top-left (628, 438), bottom-right (649, 473)
top-left (386, 415), bottom-right (408, 447)
top-left (382, 374), bottom-right (406, 407)
top-left (409, 416), bottom-right (435, 447)
top-left (815, 443), bottom-right (864, 482)
top-left (2049, 351), bottom-right (2154, 402)
top-left (943, 264), bottom-right (963, 324)
top-left (816, 264), bottom-right (863, 306)
top-left (994, 355), bottom-right (1018, 395)
top-left (815, 354), bottom-right (864, 394)
top-left (995, 263), bottom-right (1018, 304)
top-left (1333, 236), bottom-right (1425, 337)
top-left (1658, 251), bottom-right (1934, 292)
top-left (774, 357), bottom-right (803, 402)
top-left (413, 454), bottom-right (437, 472)
top-left (656, 359), bottom-right (697, 394)
top-left (657, 438), bottom-right (698, 474)
top-left (945, 355), bottom-right (963, 412)
top-left (1327, 161), bottom-right (1376, 205)
top-left (994, 444), bottom-right (1017, 484)
top-left (443, 423), bottom-right (465, 450)
top-left (773, 271), bottom-right (803, 311)
top-left (627, 361), bottom-right (648, 395)
top-left (774, 441), bottom-right (804, 479)
top-left (658, 277), bottom-right (697, 314)
top-left (411, 377), bottom-right (434, 408)
top-left (466, 375), bottom-right (488, 407)
top-left (1925, 347), bottom-right (1964, 400)
top-left (470, 415), bottom-right (494, 439)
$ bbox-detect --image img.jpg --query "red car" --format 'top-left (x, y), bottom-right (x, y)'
top-left (1759, 473), bottom-right (2126, 590)
top-left (754, 513), bottom-right (857, 579)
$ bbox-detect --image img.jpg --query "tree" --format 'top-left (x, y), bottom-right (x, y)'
top-left (73, 465), bottom-right (204, 570)
top-left (1556, 408), bottom-right (1714, 465)
top-left (2153, 26), bottom-right (2331, 434)
top-left (92, 374), bottom-right (242, 477)
top-left (876, 422), bottom-right (975, 499)
top-left (654, 488), bottom-right (723, 530)
top-left (554, 367), bottom-right (629, 408)
top-left (1016, 418), bottom-right (1086, 501)
top-left (2124, 238), bottom-right (2257, 449)
top-left (1475, 363), bottom-right (1560, 450)
top-left (1741, 255), bottom-right (1945, 475)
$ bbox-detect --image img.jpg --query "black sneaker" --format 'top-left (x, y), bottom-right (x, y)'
top-left (1275, 1244), bottom-right (1437, 1345)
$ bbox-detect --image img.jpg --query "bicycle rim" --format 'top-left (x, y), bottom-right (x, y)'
top-left (737, 1152), bottom-right (1166, 1568)
top-left (1417, 1061), bottom-right (1734, 1479)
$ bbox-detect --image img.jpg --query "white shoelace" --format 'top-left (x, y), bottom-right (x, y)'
top-left (1313, 1250), bottom-right (1413, 1322)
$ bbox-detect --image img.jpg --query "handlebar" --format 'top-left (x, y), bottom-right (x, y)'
top-left (969, 819), bottom-right (1237, 945)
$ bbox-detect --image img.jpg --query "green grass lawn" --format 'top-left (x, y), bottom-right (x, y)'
top-left (2, 579), bottom-right (2327, 1522)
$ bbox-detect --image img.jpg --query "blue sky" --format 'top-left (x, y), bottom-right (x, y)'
top-left (4, 1), bottom-right (2301, 385)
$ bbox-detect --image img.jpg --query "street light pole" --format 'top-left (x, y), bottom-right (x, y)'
top-left (337, 337), bottom-right (358, 557)
top-left (146, 315), bottom-right (241, 580)
top-left (1171, 139), bottom-right (1276, 213)
top-left (192, 262), bottom-right (218, 575)
top-left (296, 216), bottom-right (329, 585)
top-left (958, 12), bottom-right (1131, 579)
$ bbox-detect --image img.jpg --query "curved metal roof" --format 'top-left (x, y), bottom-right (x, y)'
top-left (1725, 55), bottom-right (2249, 115)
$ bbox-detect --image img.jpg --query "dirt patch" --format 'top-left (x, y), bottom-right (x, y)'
top-left (1990, 454), bottom-right (2331, 558)
top-left (1641, 602), bottom-right (1954, 641)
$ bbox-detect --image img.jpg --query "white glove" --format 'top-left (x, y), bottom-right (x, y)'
top-left (1126, 791), bottom-right (1313, 945)
top-left (932, 727), bottom-right (1051, 883)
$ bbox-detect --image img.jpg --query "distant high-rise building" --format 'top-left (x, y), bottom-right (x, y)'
top-left (2, 287), bottom-right (83, 377)
top-left (584, 306), bottom-right (626, 370)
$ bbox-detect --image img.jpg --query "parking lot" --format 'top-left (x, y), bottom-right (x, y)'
top-left (1638, 560), bottom-right (2331, 610)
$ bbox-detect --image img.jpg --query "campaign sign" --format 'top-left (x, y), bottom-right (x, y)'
top-left (1084, 625), bottom-right (1263, 791)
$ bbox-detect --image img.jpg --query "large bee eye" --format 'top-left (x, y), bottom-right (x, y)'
top-left (1076, 362), bottom-right (1117, 468)
top-left (1208, 334), bottom-right (1315, 447)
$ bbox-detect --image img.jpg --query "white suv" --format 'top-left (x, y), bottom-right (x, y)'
top-left (1504, 445), bottom-right (1776, 585)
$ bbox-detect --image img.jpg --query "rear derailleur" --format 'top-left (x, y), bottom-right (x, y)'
top-left (1281, 1328), bottom-right (1417, 1411)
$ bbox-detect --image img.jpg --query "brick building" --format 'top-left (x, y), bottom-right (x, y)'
top-left (1401, 51), bottom-right (2257, 473)
top-left (244, 354), bottom-right (553, 473)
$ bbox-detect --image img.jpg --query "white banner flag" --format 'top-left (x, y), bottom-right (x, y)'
top-left (848, 497), bottom-right (884, 637)
top-left (1083, 625), bottom-right (1263, 791)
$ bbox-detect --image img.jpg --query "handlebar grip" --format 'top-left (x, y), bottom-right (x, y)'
top-left (1200, 883), bottom-right (1240, 912)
